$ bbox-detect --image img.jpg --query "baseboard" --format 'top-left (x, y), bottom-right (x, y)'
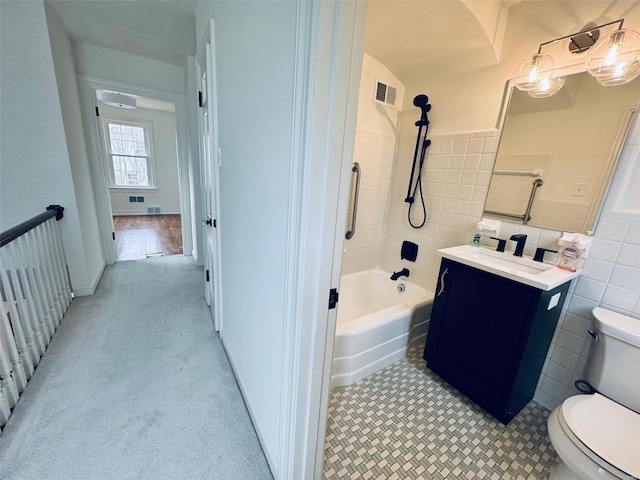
top-left (112, 209), bottom-right (181, 216)
top-left (220, 336), bottom-right (278, 477)
top-left (73, 261), bottom-right (106, 297)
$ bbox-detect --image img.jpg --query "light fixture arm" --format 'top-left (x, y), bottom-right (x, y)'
top-left (535, 19), bottom-right (624, 54)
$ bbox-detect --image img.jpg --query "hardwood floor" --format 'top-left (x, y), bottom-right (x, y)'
top-left (113, 214), bottom-right (183, 261)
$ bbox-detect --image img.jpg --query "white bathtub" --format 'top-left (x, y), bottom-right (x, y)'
top-left (331, 269), bottom-right (434, 387)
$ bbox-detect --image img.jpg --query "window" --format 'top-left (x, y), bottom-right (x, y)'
top-left (104, 121), bottom-right (154, 188)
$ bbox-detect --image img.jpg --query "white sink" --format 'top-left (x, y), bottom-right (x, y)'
top-left (438, 244), bottom-right (580, 290)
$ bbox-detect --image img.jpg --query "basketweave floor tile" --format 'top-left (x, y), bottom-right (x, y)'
top-left (323, 346), bottom-right (557, 479)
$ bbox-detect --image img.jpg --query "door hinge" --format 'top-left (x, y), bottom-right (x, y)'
top-left (95, 106), bottom-right (100, 117)
top-left (112, 232), bottom-right (115, 240)
top-left (206, 269), bottom-right (210, 282)
top-left (328, 288), bottom-right (339, 310)
top-left (213, 219), bottom-right (217, 228)
top-left (198, 91), bottom-right (203, 108)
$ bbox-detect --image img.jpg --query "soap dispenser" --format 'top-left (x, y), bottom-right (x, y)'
top-left (471, 227), bottom-right (483, 247)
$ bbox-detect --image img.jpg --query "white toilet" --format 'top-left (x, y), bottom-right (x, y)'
top-left (547, 307), bottom-right (640, 480)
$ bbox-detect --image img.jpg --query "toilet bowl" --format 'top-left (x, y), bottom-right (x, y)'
top-left (547, 393), bottom-right (640, 480)
top-left (547, 308), bottom-right (640, 480)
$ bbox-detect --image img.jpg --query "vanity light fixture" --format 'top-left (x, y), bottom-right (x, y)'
top-left (514, 19), bottom-right (640, 98)
top-left (101, 91), bottom-right (137, 109)
top-left (586, 27), bottom-right (640, 86)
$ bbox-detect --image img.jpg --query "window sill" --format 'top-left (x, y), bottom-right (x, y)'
top-left (109, 186), bottom-right (158, 192)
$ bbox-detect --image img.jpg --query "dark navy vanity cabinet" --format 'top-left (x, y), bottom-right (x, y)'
top-left (423, 258), bottom-right (570, 424)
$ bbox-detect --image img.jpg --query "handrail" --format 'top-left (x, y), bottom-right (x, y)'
top-left (0, 205), bottom-right (64, 248)
top-left (484, 179), bottom-right (543, 225)
top-left (345, 163), bottom-right (360, 240)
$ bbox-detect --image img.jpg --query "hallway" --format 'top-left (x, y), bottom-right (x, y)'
top-left (0, 256), bottom-right (273, 480)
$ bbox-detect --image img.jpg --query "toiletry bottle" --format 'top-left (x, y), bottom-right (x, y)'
top-left (471, 228), bottom-right (483, 247)
top-left (557, 242), bottom-right (580, 272)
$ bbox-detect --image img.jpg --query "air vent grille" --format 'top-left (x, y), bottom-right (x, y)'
top-left (147, 206), bottom-right (161, 214)
top-left (373, 79), bottom-right (397, 108)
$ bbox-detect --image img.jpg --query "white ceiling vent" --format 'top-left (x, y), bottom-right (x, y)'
top-left (373, 79), bottom-right (397, 108)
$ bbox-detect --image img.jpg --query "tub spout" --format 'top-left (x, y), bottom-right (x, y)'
top-left (390, 268), bottom-right (410, 281)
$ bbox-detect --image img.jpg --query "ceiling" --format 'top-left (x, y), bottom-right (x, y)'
top-left (46, 0), bottom-right (197, 67)
top-left (364, 0), bottom-right (518, 84)
top-left (47, 0), bottom-right (515, 79)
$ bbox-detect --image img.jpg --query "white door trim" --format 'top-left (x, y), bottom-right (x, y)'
top-left (77, 74), bottom-right (193, 265)
top-left (196, 20), bottom-right (223, 332)
top-left (279, 1), bottom-right (366, 478)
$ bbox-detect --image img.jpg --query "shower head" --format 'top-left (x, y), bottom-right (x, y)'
top-left (413, 94), bottom-right (430, 109)
top-left (413, 94), bottom-right (431, 126)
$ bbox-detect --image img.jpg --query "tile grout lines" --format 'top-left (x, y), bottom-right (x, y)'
top-left (323, 346), bottom-right (556, 479)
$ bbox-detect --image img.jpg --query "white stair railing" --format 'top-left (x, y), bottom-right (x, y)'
top-left (0, 205), bottom-right (72, 428)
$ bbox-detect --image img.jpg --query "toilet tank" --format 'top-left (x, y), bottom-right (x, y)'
top-left (586, 307), bottom-right (640, 414)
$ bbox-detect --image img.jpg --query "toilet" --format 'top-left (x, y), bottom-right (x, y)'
top-left (547, 307), bottom-right (640, 480)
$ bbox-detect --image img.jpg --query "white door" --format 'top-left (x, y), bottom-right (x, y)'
top-left (197, 21), bottom-right (222, 331)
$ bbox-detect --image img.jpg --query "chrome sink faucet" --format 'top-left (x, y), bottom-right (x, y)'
top-left (509, 234), bottom-right (527, 257)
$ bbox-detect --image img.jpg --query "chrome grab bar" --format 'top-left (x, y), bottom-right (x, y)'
top-left (345, 162), bottom-right (361, 240)
top-left (484, 178), bottom-right (544, 225)
top-left (523, 178), bottom-right (543, 225)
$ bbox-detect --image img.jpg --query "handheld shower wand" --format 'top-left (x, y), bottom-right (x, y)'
top-left (405, 94), bottom-right (432, 228)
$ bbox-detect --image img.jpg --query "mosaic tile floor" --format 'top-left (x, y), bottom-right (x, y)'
top-left (323, 346), bottom-right (557, 479)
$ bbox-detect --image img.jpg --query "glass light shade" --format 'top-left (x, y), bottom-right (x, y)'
top-left (513, 53), bottom-right (556, 92)
top-left (586, 28), bottom-right (640, 86)
top-left (528, 75), bottom-right (566, 98)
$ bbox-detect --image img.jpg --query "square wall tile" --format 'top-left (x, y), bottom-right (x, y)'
top-left (608, 265), bottom-right (640, 291)
top-left (617, 244), bottom-right (640, 268)
top-left (602, 284), bottom-right (639, 312)
top-left (594, 218), bottom-right (629, 241)
top-left (467, 138), bottom-right (484, 154)
top-left (624, 222), bottom-right (640, 245)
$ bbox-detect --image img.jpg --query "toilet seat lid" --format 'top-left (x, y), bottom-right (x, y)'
top-left (562, 393), bottom-right (640, 478)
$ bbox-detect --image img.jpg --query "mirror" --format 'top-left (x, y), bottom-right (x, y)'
top-left (484, 71), bottom-right (639, 233)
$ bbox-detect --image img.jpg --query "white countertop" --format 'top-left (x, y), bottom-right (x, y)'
top-left (437, 244), bottom-right (581, 291)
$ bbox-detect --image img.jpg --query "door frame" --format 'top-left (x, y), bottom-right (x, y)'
top-left (77, 74), bottom-right (193, 265)
top-left (195, 20), bottom-right (223, 332)
top-left (278, 1), bottom-right (366, 478)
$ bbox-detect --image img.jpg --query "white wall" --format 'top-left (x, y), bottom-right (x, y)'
top-left (195, 0), bottom-right (296, 474)
top-left (341, 54), bottom-right (404, 274)
top-left (45, 4), bottom-right (105, 295)
top-left (99, 105), bottom-right (181, 215)
top-left (73, 42), bottom-right (185, 94)
top-left (0, 0), bottom-right (103, 296)
top-left (379, 0), bottom-right (640, 411)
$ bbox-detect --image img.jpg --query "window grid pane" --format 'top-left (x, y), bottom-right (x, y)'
top-left (107, 122), bottom-right (150, 187)
top-left (108, 124), bottom-right (148, 156)
top-left (112, 155), bottom-right (149, 186)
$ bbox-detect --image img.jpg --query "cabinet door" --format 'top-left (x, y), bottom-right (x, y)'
top-left (425, 260), bottom-right (537, 410)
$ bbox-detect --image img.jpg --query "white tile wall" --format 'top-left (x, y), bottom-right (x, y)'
top-left (340, 129), bottom-right (396, 274)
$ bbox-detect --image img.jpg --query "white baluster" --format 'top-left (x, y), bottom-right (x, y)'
top-left (0, 287), bottom-right (29, 391)
top-left (27, 229), bottom-right (61, 329)
top-left (19, 231), bottom-right (54, 340)
top-left (0, 301), bottom-right (21, 406)
top-left (46, 219), bottom-right (72, 307)
top-left (5, 241), bottom-right (46, 358)
top-left (0, 260), bottom-right (35, 381)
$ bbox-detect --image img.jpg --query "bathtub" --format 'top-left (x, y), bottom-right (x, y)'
top-left (331, 269), bottom-right (434, 387)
